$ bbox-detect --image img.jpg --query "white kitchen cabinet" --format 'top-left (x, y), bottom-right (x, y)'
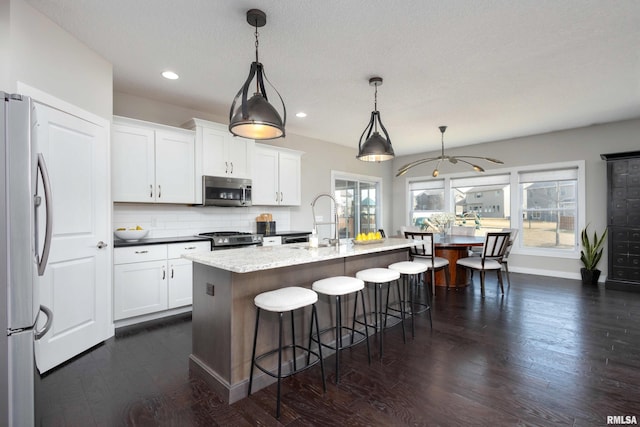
top-left (252, 144), bottom-right (303, 206)
top-left (113, 241), bottom-right (210, 322)
top-left (112, 116), bottom-right (196, 203)
top-left (185, 118), bottom-right (254, 204)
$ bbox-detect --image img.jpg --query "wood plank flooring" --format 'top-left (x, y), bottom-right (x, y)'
top-left (38, 273), bottom-right (640, 426)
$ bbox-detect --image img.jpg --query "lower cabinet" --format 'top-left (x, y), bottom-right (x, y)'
top-left (113, 241), bottom-right (210, 321)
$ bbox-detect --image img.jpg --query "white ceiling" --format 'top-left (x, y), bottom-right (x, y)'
top-left (25, 0), bottom-right (640, 155)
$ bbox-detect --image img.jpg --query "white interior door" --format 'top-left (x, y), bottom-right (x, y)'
top-left (33, 101), bottom-right (112, 373)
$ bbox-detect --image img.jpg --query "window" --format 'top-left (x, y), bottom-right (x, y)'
top-left (451, 174), bottom-right (511, 234)
top-left (332, 172), bottom-right (382, 239)
top-left (408, 180), bottom-right (444, 228)
top-left (405, 161), bottom-right (584, 258)
top-left (519, 168), bottom-right (579, 250)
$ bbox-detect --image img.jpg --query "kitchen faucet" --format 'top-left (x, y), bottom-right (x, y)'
top-left (311, 193), bottom-right (339, 247)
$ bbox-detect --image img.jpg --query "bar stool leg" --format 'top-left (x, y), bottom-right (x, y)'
top-left (276, 312), bottom-right (284, 419)
top-left (335, 294), bottom-right (341, 382)
top-left (349, 290), bottom-right (372, 365)
top-left (290, 310), bottom-right (297, 372)
top-left (248, 307), bottom-right (261, 396)
top-left (313, 304), bottom-right (327, 393)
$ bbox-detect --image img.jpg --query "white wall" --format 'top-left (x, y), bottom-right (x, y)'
top-left (7, 0), bottom-right (112, 119)
top-left (392, 118), bottom-right (640, 279)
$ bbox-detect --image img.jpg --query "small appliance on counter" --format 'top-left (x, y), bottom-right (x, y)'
top-left (256, 213), bottom-right (276, 235)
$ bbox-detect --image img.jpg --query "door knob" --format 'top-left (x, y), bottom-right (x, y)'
top-left (97, 241), bottom-right (108, 249)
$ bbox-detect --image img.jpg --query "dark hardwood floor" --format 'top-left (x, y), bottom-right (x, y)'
top-left (38, 273), bottom-right (640, 426)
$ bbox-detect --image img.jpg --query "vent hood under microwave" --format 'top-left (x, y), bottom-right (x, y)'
top-left (201, 176), bottom-right (252, 207)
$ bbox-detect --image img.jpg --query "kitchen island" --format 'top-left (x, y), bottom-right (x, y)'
top-left (184, 238), bottom-right (416, 403)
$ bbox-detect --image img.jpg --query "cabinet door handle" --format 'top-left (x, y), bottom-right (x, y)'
top-left (230, 162), bottom-right (234, 174)
top-left (134, 250), bottom-right (149, 254)
top-left (184, 246), bottom-right (197, 250)
top-left (158, 185), bottom-right (162, 198)
top-left (280, 192), bottom-right (283, 203)
top-left (275, 192), bottom-right (279, 202)
top-left (162, 266), bottom-right (166, 280)
top-left (225, 161), bottom-right (228, 174)
top-left (150, 184), bottom-right (153, 198)
top-left (171, 266), bottom-right (174, 278)
top-left (96, 241), bottom-right (108, 249)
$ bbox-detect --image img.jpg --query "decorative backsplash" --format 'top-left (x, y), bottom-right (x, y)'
top-left (113, 204), bottom-right (291, 238)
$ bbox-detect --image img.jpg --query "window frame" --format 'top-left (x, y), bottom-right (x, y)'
top-left (332, 170), bottom-right (384, 238)
top-left (404, 160), bottom-right (585, 259)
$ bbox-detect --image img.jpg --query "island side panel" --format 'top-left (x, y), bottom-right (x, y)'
top-left (191, 263), bottom-right (233, 394)
top-left (229, 258), bottom-right (344, 388)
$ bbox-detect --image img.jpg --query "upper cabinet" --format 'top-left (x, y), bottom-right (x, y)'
top-left (184, 118), bottom-right (255, 204)
top-left (112, 117), bottom-right (196, 203)
top-left (252, 144), bottom-right (303, 206)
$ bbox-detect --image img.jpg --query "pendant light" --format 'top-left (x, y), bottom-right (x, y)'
top-left (396, 126), bottom-right (503, 177)
top-left (229, 9), bottom-right (286, 140)
top-left (357, 77), bottom-right (394, 162)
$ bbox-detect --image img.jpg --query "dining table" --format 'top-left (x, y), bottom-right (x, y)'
top-left (433, 234), bottom-right (485, 287)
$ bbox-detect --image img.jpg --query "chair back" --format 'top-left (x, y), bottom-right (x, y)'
top-left (500, 228), bottom-right (519, 258)
top-left (482, 232), bottom-right (511, 260)
top-left (404, 231), bottom-right (435, 258)
top-left (400, 225), bottom-right (422, 235)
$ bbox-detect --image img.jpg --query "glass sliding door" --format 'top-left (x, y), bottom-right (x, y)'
top-left (333, 173), bottom-right (381, 238)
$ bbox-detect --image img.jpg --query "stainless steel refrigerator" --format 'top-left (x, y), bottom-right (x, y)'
top-left (1, 92), bottom-right (53, 427)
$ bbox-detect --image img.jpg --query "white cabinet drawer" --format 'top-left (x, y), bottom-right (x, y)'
top-left (114, 245), bottom-right (167, 264)
top-left (167, 241), bottom-right (210, 258)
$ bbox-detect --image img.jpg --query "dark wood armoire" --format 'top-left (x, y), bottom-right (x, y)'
top-left (600, 151), bottom-right (640, 291)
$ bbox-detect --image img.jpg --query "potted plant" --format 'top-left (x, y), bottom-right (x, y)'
top-left (580, 224), bottom-right (607, 285)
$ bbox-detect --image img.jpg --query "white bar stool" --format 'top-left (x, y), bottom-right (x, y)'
top-left (355, 267), bottom-right (404, 359)
top-left (311, 276), bottom-right (371, 383)
top-left (388, 261), bottom-right (432, 337)
top-left (248, 286), bottom-right (326, 418)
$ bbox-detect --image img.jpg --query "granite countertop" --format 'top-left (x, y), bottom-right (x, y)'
top-left (113, 235), bottom-right (211, 248)
top-left (183, 237), bottom-right (416, 273)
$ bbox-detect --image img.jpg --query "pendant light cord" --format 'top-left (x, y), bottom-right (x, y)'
top-left (373, 83), bottom-right (378, 133)
top-left (254, 23), bottom-right (260, 93)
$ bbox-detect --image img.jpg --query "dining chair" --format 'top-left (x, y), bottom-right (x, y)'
top-left (500, 228), bottom-right (519, 286)
top-left (403, 231), bottom-right (450, 295)
top-left (456, 231), bottom-right (510, 297)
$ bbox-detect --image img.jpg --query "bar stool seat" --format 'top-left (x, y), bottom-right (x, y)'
top-left (248, 286), bottom-right (326, 418)
top-left (311, 276), bottom-right (371, 383)
top-left (312, 275), bottom-right (364, 296)
top-left (356, 267), bottom-right (400, 284)
top-left (254, 286), bottom-right (318, 311)
top-left (388, 261), bottom-right (432, 336)
top-left (355, 268), bottom-right (404, 359)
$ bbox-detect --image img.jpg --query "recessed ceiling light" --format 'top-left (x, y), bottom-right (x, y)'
top-left (161, 71), bottom-right (179, 80)
top-left (295, 112), bottom-right (307, 118)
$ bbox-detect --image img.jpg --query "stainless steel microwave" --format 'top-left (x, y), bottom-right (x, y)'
top-left (202, 176), bottom-right (252, 207)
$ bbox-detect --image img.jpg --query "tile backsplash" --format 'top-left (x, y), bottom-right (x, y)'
top-left (113, 204), bottom-right (292, 238)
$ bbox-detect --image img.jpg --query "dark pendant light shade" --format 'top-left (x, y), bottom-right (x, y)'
top-left (229, 9), bottom-right (286, 140)
top-left (357, 77), bottom-right (394, 162)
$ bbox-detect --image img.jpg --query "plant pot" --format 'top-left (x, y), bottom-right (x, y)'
top-left (580, 268), bottom-right (601, 285)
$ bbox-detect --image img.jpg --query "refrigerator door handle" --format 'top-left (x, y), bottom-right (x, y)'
top-left (36, 153), bottom-right (53, 276)
top-left (34, 305), bottom-right (53, 340)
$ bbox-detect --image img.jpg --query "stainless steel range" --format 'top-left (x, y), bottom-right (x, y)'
top-left (198, 231), bottom-right (263, 250)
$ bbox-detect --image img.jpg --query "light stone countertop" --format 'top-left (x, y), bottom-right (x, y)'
top-left (183, 237), bottom-right (417, 273)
